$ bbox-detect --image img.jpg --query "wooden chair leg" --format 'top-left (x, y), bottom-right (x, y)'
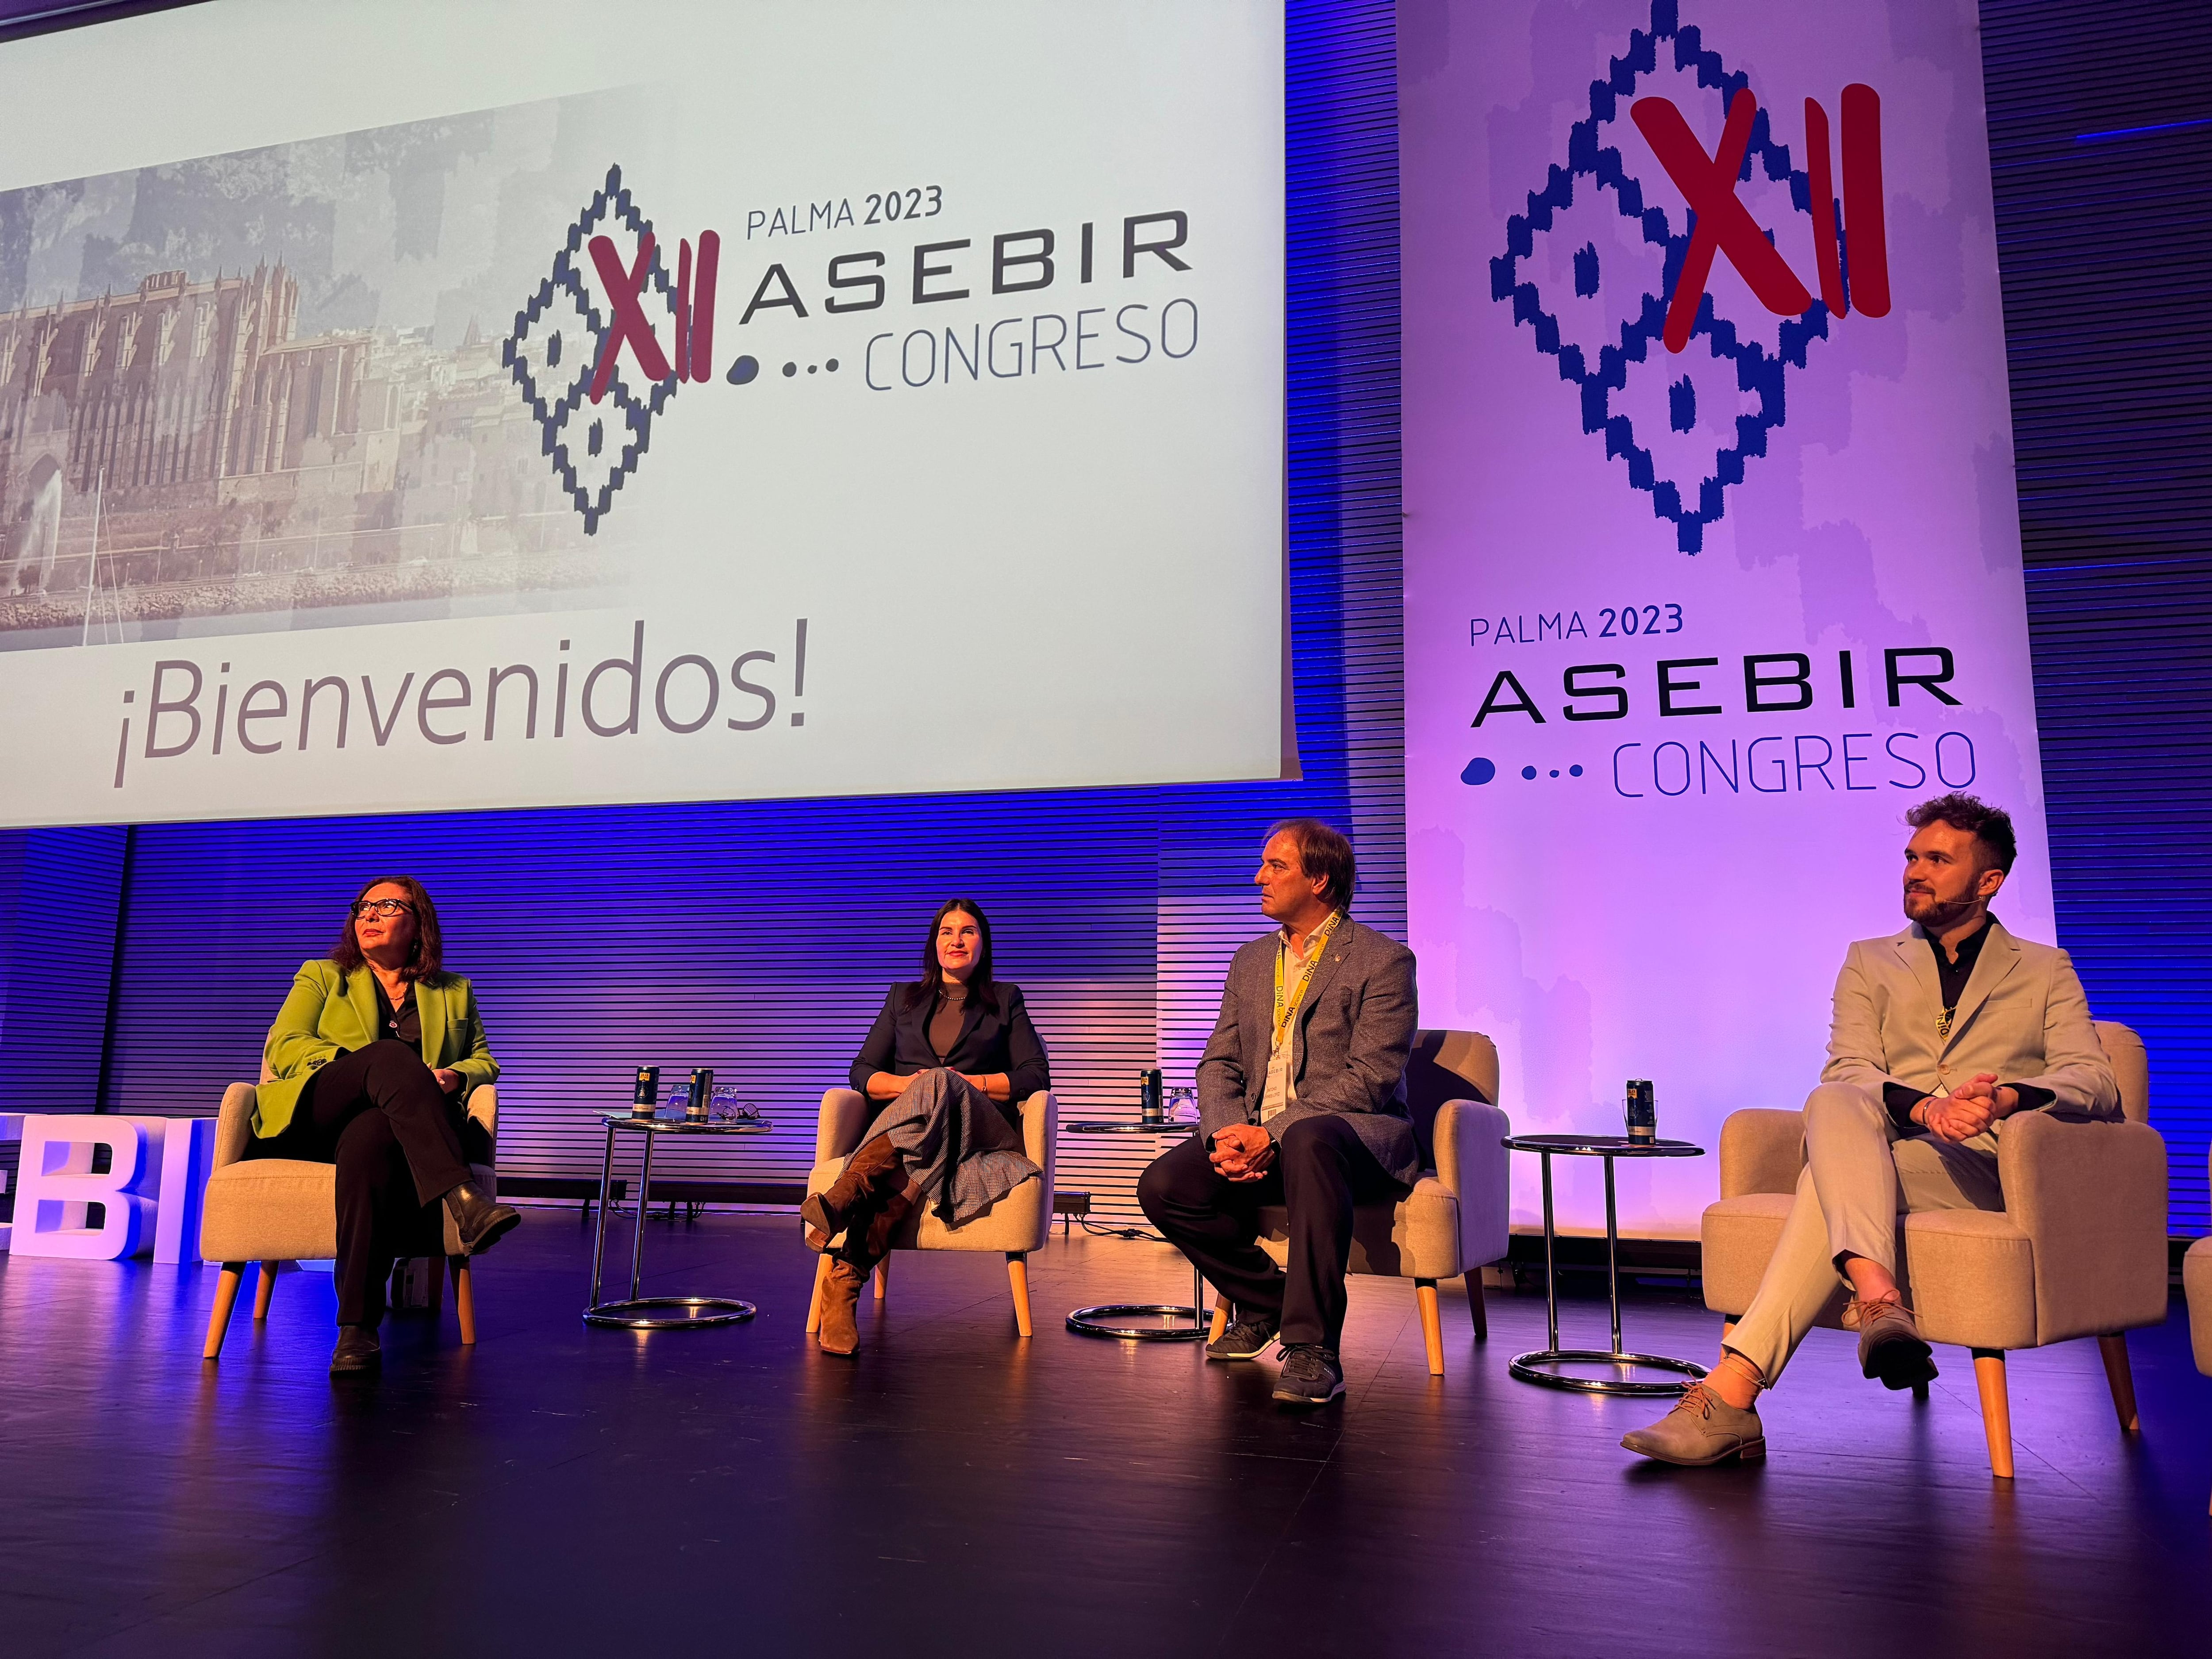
top-left (1464, 1270), bottom-right (1488, 1341)
top-left (1209, 1292), bottom-right (1229, 1345)
top-left (2097, 1334), bottom-right (2140, 1432)
top-left (804, 1254), bottom-right (831, 1334)
top-left (1972, 1349), bottom-right (2014, 1479)
top-left (875, 1255), bottom-right (891, 1302)
top-left (203, 1263), bottom-right (246, 1359)
top-left (252, 1260), bottom-right (280, 1321)
top-left (1416, 1279), bottom-right (1445, 1376)
top-left (450, 1257), bottom-right (476, 1344)
top-left (1006, 1252), bottom-right (1034, 1338)
top-left (1720, 1318), bottom-right (1738, 1347)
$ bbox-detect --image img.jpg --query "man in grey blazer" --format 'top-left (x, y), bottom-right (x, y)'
top-left (1137, 819), bottom-right (1419, 1406)
top-left (1624, 793), bottom-right (2119, 1465)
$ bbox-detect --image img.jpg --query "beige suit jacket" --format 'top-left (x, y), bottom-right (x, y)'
top-left (1820, 917), bottom-right (2119, 1121)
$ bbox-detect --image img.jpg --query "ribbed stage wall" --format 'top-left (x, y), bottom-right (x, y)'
top-left (1983, 0), bottom-right (2212, 1228)
top-left (0, 0), bottom-right (2204, 1232)
top-left (14, 0), bottom-right (1406, 1224)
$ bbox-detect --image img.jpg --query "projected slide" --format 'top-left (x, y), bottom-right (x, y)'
top-left (0, 0), bottom-right (1285, 826)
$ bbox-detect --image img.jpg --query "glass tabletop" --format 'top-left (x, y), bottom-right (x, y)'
top-left (598, 1112), bottom-right (774, 1134)
top-left (1064, 1120), bottom-right (1201, 1134)
top-left (1501, 1133), bottom-right (1703, 1157)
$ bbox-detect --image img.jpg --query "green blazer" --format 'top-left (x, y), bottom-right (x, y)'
top-left (257, 959), bottom-right (500, 1138)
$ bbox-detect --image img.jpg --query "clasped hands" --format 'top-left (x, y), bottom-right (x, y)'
top-left (1209, 1122), bottom-right (1277, 1183)
top-left (1918, 1072), bottom-right (2020, 1142)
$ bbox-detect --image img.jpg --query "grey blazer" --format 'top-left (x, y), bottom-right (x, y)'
top-left (1197, 916), bottom-right (1421, 1187)
top-left (1821, 917), bottom-right (2119, 1120)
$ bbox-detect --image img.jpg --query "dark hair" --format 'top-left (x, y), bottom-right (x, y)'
top-left (329, 875), bottom-right (448, 984)
top-left (1266, 818), bottom-right (1356, 912)
top-left (904, 898), bottom-right (999, 1014)
top-left (1905, 794), bottom-right (2018, 874)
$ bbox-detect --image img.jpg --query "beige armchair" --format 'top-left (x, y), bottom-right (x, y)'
top-left (803, 1088), bottom-right (1056, 1338)
top-left (2186, 1148), bottom-right (2211, 1515)
top-left (199, 1075), bottom-right (499, 1357)
top-left (1211, 1029), bottom-right (1513, 1376)
top-left (1701, 1021), bottom-right (2162, 1478)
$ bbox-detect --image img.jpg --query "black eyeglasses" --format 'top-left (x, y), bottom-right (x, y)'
top-left (351, 899), bottom-right (417, 919)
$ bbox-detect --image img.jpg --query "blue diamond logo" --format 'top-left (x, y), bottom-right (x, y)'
top-left (504, 165), bottom-right (679, 534)
top-left (1490, 2), bottom-right (1833, 553)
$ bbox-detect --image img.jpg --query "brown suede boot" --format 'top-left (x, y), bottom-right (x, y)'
top-left (816, 1259), bottom-right (868, 1355)
top-left (856, 1188), bottom-right (916, 1262)
top-left (812, 1185), bottom-right (913, 1353)
top-left (800, 1135), bottom-right (901, 1252)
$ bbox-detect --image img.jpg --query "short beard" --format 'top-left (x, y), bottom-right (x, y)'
top-left (1904, 889), bottom-right (1983, 935)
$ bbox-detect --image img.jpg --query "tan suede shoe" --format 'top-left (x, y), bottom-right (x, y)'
top-left (1851, 1295), bottom-right (1938, 1390)
top-left (1620, 1382), bottom-right (1766, 1466)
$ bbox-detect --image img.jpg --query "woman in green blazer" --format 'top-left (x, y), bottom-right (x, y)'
top-left (252, 875), bottom-right (519, 1373)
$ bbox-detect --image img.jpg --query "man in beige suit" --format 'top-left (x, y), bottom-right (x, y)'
top-left (1623, 793), bottom-right (2119, 1465)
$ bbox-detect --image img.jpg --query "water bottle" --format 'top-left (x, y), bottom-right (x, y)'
top-left (631, 1065), bottom-right (660, 1118)
top-left (687, 1068), bottom-right (714, 1123)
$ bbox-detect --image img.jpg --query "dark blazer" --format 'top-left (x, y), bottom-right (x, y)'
top-left (1197, 916), bottom-right (1421, 1187)
top-left (849, 981), bottom-right (1052, 1121)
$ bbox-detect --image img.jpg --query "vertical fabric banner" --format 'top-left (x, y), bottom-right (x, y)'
top-left (1402, 0), bottom-right (2051, 1234)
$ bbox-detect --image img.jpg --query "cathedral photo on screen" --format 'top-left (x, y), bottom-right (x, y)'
top-left (0, 91), bottom-right (636, 649)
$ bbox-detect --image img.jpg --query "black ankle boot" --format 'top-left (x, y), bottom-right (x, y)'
top-left (330, 1325), bottom-right (381, 1375)
top-left (443, 1181), bottom-right (522, 1256)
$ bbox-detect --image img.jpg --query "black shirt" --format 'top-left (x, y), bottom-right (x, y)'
top-left (374, 979), bottom-right (422, 1051)
top-left (1882, 914), bottom-right (2053, 1132)
top-left (1929, 914), bottom-right (1993, 1017)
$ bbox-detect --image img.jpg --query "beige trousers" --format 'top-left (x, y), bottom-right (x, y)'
top-left (1725, 1081), bottom-right (2004, 1385)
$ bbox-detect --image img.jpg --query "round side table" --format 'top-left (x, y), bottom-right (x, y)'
top-left (586, 1112), bottom-right (772, 1329)
top-left (1061, 1120), bottom-right (1212, 1341)
top-left (1500, 1133), bottom-right (1708, 1395)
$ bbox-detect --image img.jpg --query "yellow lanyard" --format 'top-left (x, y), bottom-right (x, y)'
top-left (1272, 912), bottom-right (1343, 1052)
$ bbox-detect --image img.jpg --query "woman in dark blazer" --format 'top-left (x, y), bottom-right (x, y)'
top-left (253, 876), bottom-right (521, 1374)
top-left (803, 897), bottom-right (1050, 1353)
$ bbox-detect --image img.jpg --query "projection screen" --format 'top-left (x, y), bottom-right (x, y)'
top-left (0, 0), bottom-right (1285, 826)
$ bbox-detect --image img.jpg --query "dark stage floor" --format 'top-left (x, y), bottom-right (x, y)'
top-left (1, 1211), bottom-right (2207, 1658)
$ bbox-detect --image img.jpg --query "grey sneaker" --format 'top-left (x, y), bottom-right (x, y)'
top-left (1851, 1296), bottom-right (1937, 1390)
top-left (1207, 1312), bottom-right (1280, 1361)
top-left (1620, 1382), bottom-right (1766, 1466)
top-left (1272, 1343), bottom-right (1345, 1406)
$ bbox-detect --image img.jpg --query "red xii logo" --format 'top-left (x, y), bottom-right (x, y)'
top-left (1631, 84), bottom-right (1890, 353)
top-left (588, 230), bottom-right (721, 398)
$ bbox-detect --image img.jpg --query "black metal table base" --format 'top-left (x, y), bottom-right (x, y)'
top-left (1066, 1303), bottom-right (1209, 1340)
top-left (1068, 1263), bottom-right (1211, 1341)
top-left (1502, 1134), bottom-right (1710, 1398)
top-left (584, 1295), bottom-right (757, 1331)
top-left (1509, 1347), bottom-right (1708, 1395)
top-left (587, 1114), bottom-right (768, 1331)
top-left (1057, 1124), bottom-right (1216, 1344)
